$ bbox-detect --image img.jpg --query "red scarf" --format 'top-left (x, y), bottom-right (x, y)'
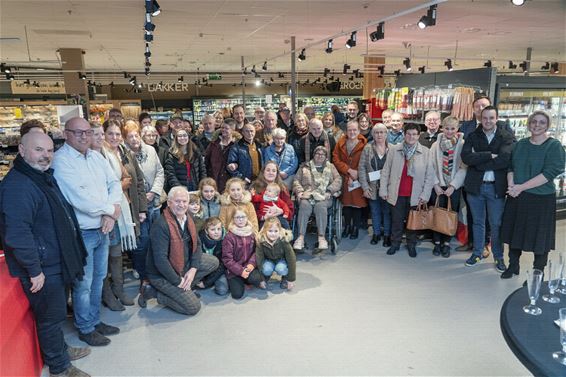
top-left (163, 208), bottom-right (198, 275)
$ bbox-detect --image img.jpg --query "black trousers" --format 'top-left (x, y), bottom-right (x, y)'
top-left (20, 274), bottom-right (70, 375)
top-left (343, 206), bottom-right (362, 228)
top-left (227, 269), bottom-right (263, 299)
top-left (390, 196), bottom-right (417, 247)
top-left (508, 248), bottom-right (549, 270)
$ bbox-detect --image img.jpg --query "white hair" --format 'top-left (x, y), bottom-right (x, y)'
top-left (272, 128), bottom-right (287, 139)
top-left (168, 186), bottom-right (189, 201)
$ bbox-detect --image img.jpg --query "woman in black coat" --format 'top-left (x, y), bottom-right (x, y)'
top-left (164, 128), bottom-right (206, 193)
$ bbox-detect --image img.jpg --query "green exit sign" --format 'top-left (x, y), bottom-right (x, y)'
top-left (208, 74), bottom-right (222, 80)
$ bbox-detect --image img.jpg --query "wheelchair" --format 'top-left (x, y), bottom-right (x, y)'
top-left (291, 194), bottom-right (342, 254)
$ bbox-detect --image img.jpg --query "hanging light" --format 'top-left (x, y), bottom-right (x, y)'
top-left (78, 72), bottom-right (87, 80)
top-left (551, 62), bottom-right (559, 74)
top-left (177, 76), bottom-right (184, 83)
top-left (444, 59), bottom-right (453, 71)
top-left (370, 22), bottom-right (385, 42)
top-left (297, 49), bottom-right (306, 61)
top-left (345, 31), bottom-right (357, 48)
top-left (510, 0), bottom-right (525, 6)
top-left (519, 61), bottom-right (529, 73)
top-left (262, 61), bottom-right (268, 71)
top-left (343, 64), bottom-right (351, 74)
top-left (418, 5), bottom-right (437, 29)
top-left (418, 66), bottom-right (426, 74)
top-left (144, 34), bottom-right (154, 43)
top-left (403, 57), bottom-right (412, 72)
top-left (325, 39), bottom-right (333, 54)
top-left (541, 62), bottom-right (550, 70)
top-left (145, 0), bottom-right (161, 17)
top-left (129, 76), bottom-right (137, 85)
top-left (144, 22), bottom-right (156, 35)
top-left (508, 60), bottom-right (517, 69)
top-left (483, 60), bottom-right (492, 68)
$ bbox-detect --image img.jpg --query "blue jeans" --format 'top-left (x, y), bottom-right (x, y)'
top-left (132, 205), bottom-right (159, 280)
top-left (369, 197), bottom-right (391, 236)
top-left (262, 259), bottom-right (289, 277)
top-left (467, 183), bottom-right (504, 260)
top-left (73, 229), bottom-right (109, 334)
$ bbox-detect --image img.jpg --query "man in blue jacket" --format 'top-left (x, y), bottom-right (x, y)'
top-left (227, 123), bottom-right (263, 184)
top-left (0, 132), bottom-right (90, 377)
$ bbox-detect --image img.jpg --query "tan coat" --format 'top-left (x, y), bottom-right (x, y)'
top-left (332, 134), bottom-right (368, 208)
top-left (379, 143), bottom-right (435, 207)
top-left (292, 161), bottom-right (342, 198)
top-left (429, 134), bottom-right (467, 189)
top-left (218, 190), bottom-right (259, 232)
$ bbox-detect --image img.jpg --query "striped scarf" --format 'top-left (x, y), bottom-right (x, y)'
top-left (439, 134), bottom-right (459, 184)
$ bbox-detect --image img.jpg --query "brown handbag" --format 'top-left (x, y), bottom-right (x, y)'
top-left (407, 203), bottom-right (434, 231)
top-left (431, 195), bottom-right (458, 236)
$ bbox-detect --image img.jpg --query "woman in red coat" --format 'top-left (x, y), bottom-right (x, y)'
top-left (332, 120), bottom-right (368, 239)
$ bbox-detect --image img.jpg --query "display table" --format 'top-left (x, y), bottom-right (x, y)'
top-left (500, 285), bottom-right (566, 377)
top-left (0, 255), bottom-right (43, 377)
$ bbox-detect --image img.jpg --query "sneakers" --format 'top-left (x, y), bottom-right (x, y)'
top-left (293, 236), bottom-right (304, 250)
top-left (432, 244), bottom-right (441, 256)
top-left (49, 365), bottom-right (90, 377)
top-left (94, 322), bottom-right (120, 336)
top-left (280, 279), bottom-right (288, 289)
top-left (259, 281), bottom-right (267, 290)
top-left (78, 331), bottom-right (110, 347)
top-left (318, 237), bottom-right (328, 250)
top-left (495, 259), bottom-right (507, 273)
top-left (386, 245), bottom-right (399, 255)
top-left (67, 346), bottom-right (90, 361)
top-left (441, 245), bottom-right (451, 258)
top-left (465, 255), bottom-right (482, 267)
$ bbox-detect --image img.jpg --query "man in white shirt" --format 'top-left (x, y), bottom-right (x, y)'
top-left (52, 117), bottom-right (123, 347)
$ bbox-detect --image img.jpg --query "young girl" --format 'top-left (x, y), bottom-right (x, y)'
top-left (188, 193), bottom-right (205, 232)
top-left (256, 218), bottom-right (296, 290)
top-left (251, 182), bottom-right (291, 229)
top-left (196, 217), bottom-right (229, 296)
top-left (199, 178), bottom-right (221, 218)
top-left (222, 210), bottom-right (266, 299)
top-left (219, 177), bottom-right (259, 231)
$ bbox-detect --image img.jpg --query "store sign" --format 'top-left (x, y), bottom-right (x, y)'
top-left (145, 82), bottom-right (191, 92)
top-left (341, 81), bottom-right (363, 90)
top-left (208, 73), bottom-right (222, 80)
top-left (11, 80), bottom-right (66, 94)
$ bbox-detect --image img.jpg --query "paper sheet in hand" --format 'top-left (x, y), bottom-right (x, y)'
top-left (368, 170), bottom-right (381, 182)
top-left (348, 180), bottom-right (361, 192)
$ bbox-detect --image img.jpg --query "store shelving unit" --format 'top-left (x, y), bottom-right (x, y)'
top-left (192, 96), bottom-right (283, 124)
top-left (149, 110), bottom-right (194, 122)
top-left (297, 96), bottom-right (361, 115)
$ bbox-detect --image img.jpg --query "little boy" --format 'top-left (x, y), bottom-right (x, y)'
top-left (196, 217), bottom-right (229, 296)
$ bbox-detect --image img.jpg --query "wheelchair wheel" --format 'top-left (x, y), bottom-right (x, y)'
top-left (331, 236), bottom-right (338, 255)
top-left (334, 199), bottom-right (342, 244)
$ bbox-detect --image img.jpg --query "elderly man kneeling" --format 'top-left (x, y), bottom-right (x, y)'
top-left (144, 186), bottom-right (219, 315)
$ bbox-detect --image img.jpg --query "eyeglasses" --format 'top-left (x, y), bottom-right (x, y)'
top-left (145, 134), bottom-right (158, 138)
top-left (65, 129), bottom-right (94, 137)
top-left (234, 216), bottom-right (247, 220)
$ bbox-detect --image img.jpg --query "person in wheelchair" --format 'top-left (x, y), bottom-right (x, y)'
top-left (292, 146), bottom-right (342, 251)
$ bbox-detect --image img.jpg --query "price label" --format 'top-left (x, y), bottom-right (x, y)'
top-left (13, 108), bottom-right (23, 118)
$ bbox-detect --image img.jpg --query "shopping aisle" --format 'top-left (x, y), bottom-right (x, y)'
top-left (54, 222), bottom-right (566, 376)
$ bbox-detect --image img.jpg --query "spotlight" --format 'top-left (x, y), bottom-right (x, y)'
top-left (33, 81), bottom-right (40, 87)
top-left (483, 60), bottom-right (492, 68)
top-left (177, 76), bottom-right (184, 83)
top-left (0, 63), bottom-right (10, 74)
top-left (251, 65), bottom-right (257, 74)
top-left (444, 59), bottom-right (453, 71)
top-left (262, 61), bottom-right (267, 71)
top-left (145, 68), bottom-right (150, 76)
top-left (145, 0), bottom-right (161, 17)
top-left (123, 72), bottom-right (131, 78)
top-left (418, 66), bottom-right (426, 74)
top-left (403, 58), bottom-right (412, 72)
top-left (326, 39), bottom-right (333, 54)
top-left (144, 34), bottom-right (154, 43)
top-left (551, 62), bottom-right (559, 74)
top-left (519, 61), bottom-right (528, 72)
top-left (394, 69), bottom-right (401, 77)
top-left (270, 77), bottom-right (274, 82)
top-left (255, 79), bottom-right (261, 87)
top-left (243, 67), bottom-right (248, 75)
top-left (345, 31), bottom-right (357, 48)
top-left (78, 72), bottom-right (87, 80)
top-left (297, 49), bottom-right (306, 61)
top-left (370, 22), bottom-right (385, 42)
top-left (278, 72), bottom-right (284, 78)
top-left (144, 48), bottom-right (151, 58)
top-left (510, 0), bottom-right (525, 6)
top-left (541, 62), bottom-right (550, 70)
top-left (23, 79), bottom-right (30, 85)
top-left (145, 60), bottom-right (152, 67)
top-left (378, 66), bottom-right (385, 76)
top-left (129, 76), bottom-right (137, 85)
top-left (323, 68), bottom-right (330, 77)
top-left (343, 64), bottom-right (351, 74)
top-left (137, 82), bottom-right (143, 88)
top-left (144, 22), bottom-right (156, 34)
top-left (418, 5), bottom-right (437, 29)
top-left (508, 60), bottom-right (517, 69)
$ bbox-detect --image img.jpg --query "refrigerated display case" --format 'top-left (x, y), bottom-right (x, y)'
top-left (192, 96), bottom-right (283, 124)
top-left (296, 96), bottom-right (361, 115)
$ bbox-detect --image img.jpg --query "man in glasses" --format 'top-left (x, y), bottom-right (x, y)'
top-left (418, 111), bottom-right (441, 149)
top-left (52, 117), bottom-right (123, 347)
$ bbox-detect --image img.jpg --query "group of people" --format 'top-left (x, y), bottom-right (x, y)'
top-left (0, 97), bottom-right (564, 377)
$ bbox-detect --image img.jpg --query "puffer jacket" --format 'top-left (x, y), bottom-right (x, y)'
top-left (164, 147), bottom-right (206, 193)
top-left (255, 238), bottom-right (296, 281)
top-left (227, 139), bottom-right (263, 181)
top-left (201, 194), bottom-right (221, 218)
top-left (262, 143), bottom-right (299, 178)
top-left (218, 190), bottom-right (259, 232)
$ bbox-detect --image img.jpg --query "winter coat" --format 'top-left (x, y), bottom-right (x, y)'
top-left (205, 139), bottom-right (233, 193)
top-left (251, 193), bottom-right (291, 221)
top-left (164, 148), bottom-right (206, 193)
top-left (292, 161), bottom-right (342, 199)
top-left (198, 228), bottom-right (226, 288)
top-left (332, 134), bottom-right (368, 208)
top-left (255, 238), bottom-right (296, 281)
top-left (201, 194), bottom-right (221, 219)
top-left (460, 126), bottom-right (514, 198)
top-left (222, 231), bottom-right (256, 280)
top-left (250, 180), bottom-right (295, 219)
top-left (119, 145), bottom-right (148, 235)
top-left (262, 143), bottom-right (299, 178)
top-left (287, 129), bottom-right (307, 156)
top-left (358, 143), bottom-right (388, 201)
top-left (130, 142), bottom-right (165, 199)
top-left (218, 191), bottom-right (259, 232)
top-left (227, 139), bottom-right (263, 182)
top-left (379, 143), bottom-right (435, 207)
top-left (429, 134), bottom-right (467, 189)
top-left (418, 131), bottom-right (440, 149)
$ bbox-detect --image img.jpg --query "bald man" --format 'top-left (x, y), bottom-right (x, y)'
top-left (0, 132), bottom-right (90, 377)
top-left (52, 117), bottom-right (123, 347)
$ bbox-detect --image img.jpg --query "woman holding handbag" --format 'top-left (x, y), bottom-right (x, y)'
top-left (429, 116), bottom-right (467, 258)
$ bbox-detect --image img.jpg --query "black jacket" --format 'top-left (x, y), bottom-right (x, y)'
top-left (198, 229), bottom-right (226, 288)
top-left (461, 126), bottom-right (514, 198)
top-left (164, 149), bottom-right (206, 193)
top-left (297, 133), bottom-right (336, 164)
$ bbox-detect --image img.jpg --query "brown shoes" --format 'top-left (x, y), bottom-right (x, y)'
top-left (49, 365), bottom-right (90, 377)
top-left (67, 346), bottom-right (90, 361)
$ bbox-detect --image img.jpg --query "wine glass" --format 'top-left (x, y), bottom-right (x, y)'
top-left (557, 252), bottom-right (566, 295)
top-left (552, 308), bottom-right (566, 365)
top-left (543, 260), bottom-right (561, 304)
top-left (523, 269), bottom-right (543, 316)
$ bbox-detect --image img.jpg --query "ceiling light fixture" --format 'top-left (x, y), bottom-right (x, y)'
top-left (326, 39), bottom-right (333, 54)
top-left (177, 76), bottom-right (183, 83)
top-left (144, 34), bottom-right (154, 43)
top-left (483, 60), bottom-right (492, 68)
top-left (418, 5), bottom-right (437, 29)
top-left (418, 66), bottom-right (426, 74)
top-left (378, 66), bottom-right (385, 76)
top-left (0, 64), bottom-right (10, 74)
top-left (370, 22), bottom-right (385, 42)
top-left (145, 68), bottom-right (150, 76)
top-left (255, 79), bottom-right (261, 87)
top-left (541, 62), bottom-right (550, 70)
top-left (251, 65), bottom-right (257, 74)
top-left (551, 62), bottom-right (559, 74)
top-left (403, 57), bottom-right (412, 71)
top-left (345, 31), bottom-right (357, 48)
top-left (78, 72), bottom-right (87, 80)
top-left (444, 59), bottom-right (453, 71)
top-left (297, 49), bottom-right (306, 61)
top-left (129, 76), bottom-right (137, 85)
top-left (519, 60), bottom-right (528, 73)
top-left (343, 64), bottom-right (351, 74)
top-left (145, 0), bottom-right (161, 17)
top-left (508, 60), bottom-right (517, 69)
top-left (278, 72), bottom-right (284, 78)
top-left (510, 0), bottom-right (525, 6)
top-left (394, 69), bottom-right (401, 77)
top-left (262, 61), bottom-right (267, 71)
top-left (144, 22), bottom-right (156, 34)
top-left (323, 68), bottom-right (330, 77)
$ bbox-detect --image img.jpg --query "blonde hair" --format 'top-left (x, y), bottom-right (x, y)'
top-left (122, 118), bottom-right (141, 139)
top-left (199, 177), bottom-right (217, 192)
top-left (258, 217), bottom-right (284, 243)
top-left (223, 177), bottom-right (246, 196)
top-left (265, 182), bottom-right (281, 195)
top-left (441, 116), bottom-right (460, 129)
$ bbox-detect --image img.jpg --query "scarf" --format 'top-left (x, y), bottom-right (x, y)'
top-left (200, 228), bottom-right (224, 255)
top-left (228, 222), bottom-right (254, 237)
top-left (439, 134), bottom-right (460, 183)
top-left (104, 147), bottom-right (137, 250)
top-left (402, 142), bottom-right (418, 178)
top-left (13, 155), bottom-right (87, 284)
top-left (304, 132), bottom-right (331, 163)
top-left (163, 207), bottom-right (197, 275)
